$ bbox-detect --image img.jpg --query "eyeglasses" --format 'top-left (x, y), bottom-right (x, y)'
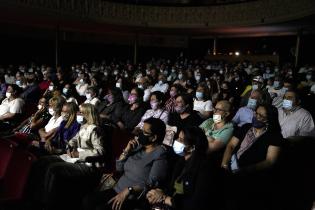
top-left (213, 107), bottom-right (226, 113)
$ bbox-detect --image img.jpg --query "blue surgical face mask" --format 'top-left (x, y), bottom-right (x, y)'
top-left (76, 115), bottom-right (85, 124)
top-left (282, 99), bottom-right (293, 110)
top-left (247, 98), bottom-right (257, 110)
top-left (252, 84), bottom-right (259, 91)
top-left (173, 140), bottom-right (185, 156)
top-left (63, 88), bottom-right (68, 95)
top-left (195, 91), bottom-right (204, 100)
top-left (273, 81), bottom-right (280, 88)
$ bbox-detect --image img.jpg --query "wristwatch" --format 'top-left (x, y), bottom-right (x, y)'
top-left (128, 186), bottom-right (134, 194)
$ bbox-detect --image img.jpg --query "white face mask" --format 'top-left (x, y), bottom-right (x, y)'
top-left (6, 92), bottom-right (11, 98)
top-left (138, 84), bottom-right (144, 89)
top-left (48, 108), bottom-right (55, 116)
top-left (282, 99), bottom-right (293, 110)
top-left (213, 114), bottom-right (222, 123)
top-left (178, 74), bottom-right (183, 80)
top-left (86, 93), bottom-right (92, 100)
top-left (16, 80), bottom-right (21, 87)
top-left (252, 84), bottom-right (259, 90)
top-left (195, 75), bottom-right (201, 81)
top-left (63, 88), bottom-right (68, 95)
top-left (173, 140), bottom-right (185, 156)
top-left (79, 79), bottom-right (84, 84)
top-left (48, 86), bottom-right (54, 91)
top-left (158, 80), bottom-right (163, 85)
top-left (37, 104), bottom-right (43, 110)
top-left (76, 115), bottom-right (84, 124)
top-left (116, 83), bottom-right (122, 89)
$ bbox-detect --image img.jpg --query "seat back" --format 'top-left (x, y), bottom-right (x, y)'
top-left (0, 139), bottom-right (16, 180)
top-left (0, 147), bottom-right (36, 202)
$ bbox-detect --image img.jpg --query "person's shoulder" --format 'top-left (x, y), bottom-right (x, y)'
top-left (297, 107), bottom-right (313, 117)
top-left (153, 145), bottom-right (169, 158)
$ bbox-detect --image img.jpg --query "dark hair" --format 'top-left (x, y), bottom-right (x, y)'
top-left (197, 82), bottom-right (210, 101)
top-left (150, 91), bottom-right (165, 106)
top-left (176, 93), bottom-right (193, 113)
top-left (256, 104), bottom-right (281, 133)
top-left (109, 87), bottom-right (124, 103)
top-left (9, 84), bottom-right (22, 96)
top-left (143, 117), bottom-right (166, 144)
top-left (132, 87), bottom-right (144, 104)
top-left (182, 127), bottom-right (208, 154)
top-left (170, 84), bottom-right (184, 95)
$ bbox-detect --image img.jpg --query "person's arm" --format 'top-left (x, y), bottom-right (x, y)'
top-left (78, 127), bottom-right (105, 160)
top-left (232, 110), bottom-right (241, 125)
top-left (116, 139), bottom-right (139, 172)
top-left (221, 136), bottom-right (240, 169)
top-left (38, 127), bottom-right (58, 141)
top-left (240, 145), bottom-right (281, 174)
top-left (0, 112), bottom-right (16, 121)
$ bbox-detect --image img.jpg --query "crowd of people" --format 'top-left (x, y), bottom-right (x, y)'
top-left (0, 57), bottom-right (315, 210)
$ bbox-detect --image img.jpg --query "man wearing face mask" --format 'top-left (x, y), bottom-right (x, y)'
top-left (278, 90), bottom-right (315, 138)
top-left (0, 84), bottom-right (24, 130)
top-left (199, 100), bottom-right (234, 153)
top-left (233, 90), bottom-right (264, 127)
top-left (137, 77), bottom-right (152, 102)
top-left (151, 74), bottom-right (169, 94)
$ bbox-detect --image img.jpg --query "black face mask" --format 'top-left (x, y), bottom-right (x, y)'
top-left (138, 132), bottom-right (153, 146)
top-left (252, 116), bottom-right (266, 128)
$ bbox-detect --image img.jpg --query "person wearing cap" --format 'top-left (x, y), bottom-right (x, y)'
top-left (278, 89), bottom-right (314, 138)
top-left (240, 75), bottom-right (271, 107)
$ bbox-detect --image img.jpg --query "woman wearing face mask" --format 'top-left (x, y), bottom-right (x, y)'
top-left (98, 87), bottom-right (126, 126)
top-left (221, 104), bottom-right (283, 210)
top-left (43, 81), bottom-right (61, 100)
top-left (200, 100), bottom-right (234, 153)
top-left (164, 84), bottom-right (183, 113)
top-left (173, 70), bottom-right (187, 88)
top-left (45, 102), bottom-right (80, 154)
top-left (117, 88), bottom-right (147, 132)
top-left (193, 83), bottom-right (213, 119)
top-left (134, 91), bottom-right (169, 131)
top-left (168, 94), bottom-right (203, 136)
top-left (83, 117), bottom-right (168, 210)
top-left (0, 84), bottom-right (24, 131)
top-left (36, 96), bottom-right (65, 149)
top-left (28, 103), bottom-right (105, 210)
top-left (84, 86), bottom-right (101, 108)
top-left (75, 72), bottom-right (89, 96)
top-left (146, 127), bottom-right (221, 210)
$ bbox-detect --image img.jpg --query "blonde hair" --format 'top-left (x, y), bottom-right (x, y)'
top-left (80, 103), bottom-right (100, 126)
top-left (49, 96), bottom-right (66, 115)
top-left (64, 102), bottom-right (79, 129)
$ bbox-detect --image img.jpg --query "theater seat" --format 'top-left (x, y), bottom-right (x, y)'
top-left (0, 139), bottom-right (16, 181)
top-left (0, 147), bottom-right (36, 204)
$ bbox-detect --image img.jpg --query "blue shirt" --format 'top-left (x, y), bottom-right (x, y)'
top-left (52, 120), bottom-right (80, 151)
top-left (232, 106), bottom-right (254, 127)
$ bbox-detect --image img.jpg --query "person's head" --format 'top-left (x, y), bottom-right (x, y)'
top-left (86, 86), bottom-right (97, 100)
top-left (158, 74), bottom-right (166, 84)
top-left (78, 103), bottom-right (100, 125)
top-left (196, 83), bottom-right (210, 101)
top-left (306, 72), bottom-right (313, 81)
top-left (253, 104), bottom-right (281, 132)
top-left (37, 97), bottom-right (47, 110)
top-left (138, 117), bottom-right (166, 146)
top-left (6, 84), bottom-right (21, 99)
top-left (169, 84), bottom-right (183, 98)
top-left (138, 77), bottom-right (149, 89)
top-left (221, 82), bottom-right (230, 94)
top-left (273, 76), bottom-right (283, 89)
top-left (128, 87), bottom-right (144, 105)
top-left (150, 91), bottom-right (165, 110)
top-left (48, 96), bottom-right (66, 117)
top-left (175, 93), bottom-right (193, 114)
top-left (252, 75), bottom-right (264, 90)
top-left (107, 87), bottom-right (123, 104)
top-left (213, 100), bottom-right (232, 124)
top-left (62, 102), bottom-right (79, 128)
top-left (247, 90), bottom-right (263, 109)
top-left (56, 71), bottom-right (64, 81)
top-left (282, 90), bottom-right (300, 111)
top-left (173, 127), bottom-right (208, 157)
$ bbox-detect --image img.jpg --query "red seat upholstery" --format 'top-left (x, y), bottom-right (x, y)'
top-left (0, 139), bottom-right (16, 180)
top-left (0, 147), bottom-right (36, 203)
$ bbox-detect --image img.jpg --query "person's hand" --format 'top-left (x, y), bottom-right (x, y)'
top-left (124, 139), bottom-right (139, 153)
top-left (108, 188), bottom-right (129, 210)
top-left (146, 188), bottom-right (166, 204)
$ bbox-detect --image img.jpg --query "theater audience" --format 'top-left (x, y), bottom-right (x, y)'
top-left (278, 90), bottom-right (315, 138)
top-left (83, 117), bottom-right (168, 210)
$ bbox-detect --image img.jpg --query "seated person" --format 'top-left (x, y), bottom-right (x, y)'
top-left (164, 84), bottom-right (183, 113)
top-left (83, 117), bottom-right (169, 210)
top-left (146, 127), bottom-right (221, 210)
top-left (98, 87), bottom-right (126, 126)
top-left (199, 100), bottom-right (234, 153)
top-left (232, 90), bottom-right (264, 127)
top-left (45, 102), bottom-right (81, 154)
top-left (151, 73), bottom-right (169, 94)
top-left (35, 96), bottom-right (65, 147)
top-left (117, 87), bottom-right (147, 132)
top-left (20, 74), bottom-right (40, 104)
top-left (193, 83), bottom-right (213, 119)
top-left (134, 91), bottom-right (169, 131)
top-left (62, 83), bottom-right (78, 104)
top-left (83, 86), bottom-right (101, 108)
top-left (221, 104), bottom-right (283, 209)
top-left (278, 90), bottom-right (315, 138)
top-left (0, 84), bottom-right (24, 130)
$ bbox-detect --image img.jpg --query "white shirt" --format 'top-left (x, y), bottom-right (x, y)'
top-left (136, 109), bottom-right (169, 129)
top-left (143, 88), bottom-right (152, 102)
top-left (278, 107), bottom-right (315, 138)
top-left (0, 97), bottom-right (24, 116)
top-left (44, 115), bottom-right (63, 132)
top-left (193, 99), bottom-right (213, 113)
top-left (76, 83), bottom-right (88, 96)
top-left (66, 97), bottom-right (78, 104)
top-left (84, 97), bottom-right (100, 107)
top-left (151, 82), bottom-right (169, 94)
